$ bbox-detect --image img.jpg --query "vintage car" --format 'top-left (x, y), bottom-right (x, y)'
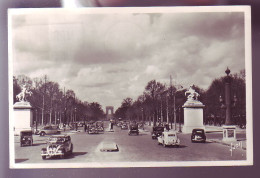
top-left (158, 131), bottom-right (180, 147)
top-left (191, 129), bottom-right (206, 143)
top-left (128, 124), bottom-right (139, 135)
top-left (151, 126), bottom-right (165, 139)
top-left (41, 135), bottom-right (73, 159)
top-left (96, 121), bottom-right (104, 133)
top-left (88, 124), bottom-right (98, 134)
top-left (37, 125), bottom-right (61, 136)
top-left (20, 130), bottom-right (33, 147)
top-left (121, 122), bottom-right (128, 130)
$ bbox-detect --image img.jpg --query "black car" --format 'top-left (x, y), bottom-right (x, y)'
top-left (191, 129), bottom-right (206, 143)
top-left (128, 124), bottom-right (139, 135)
top-left (151, 126), bottom-right (164, 139)
top-left (20, 130), bottom-right (33, 147)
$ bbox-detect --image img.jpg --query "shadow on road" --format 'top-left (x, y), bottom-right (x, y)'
top-left (15, 159), bottom-right (29, 163)
top-left (32, 143), bottom-right (46, 146)
top-left (191, 141), bottom-right (212, 144)
top-left (64, 152), bottom-right (88, 159)
top-left (43, 152), bottom-right (88, 160)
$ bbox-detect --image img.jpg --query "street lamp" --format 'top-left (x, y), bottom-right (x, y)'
top-left (74, 107), bottom-right (77, 122)
top-left (173, 86), bottom-right (183, 130)
top-left (178, 107), bottom-right (182, 133)
top-left (219, 68), bottom-right (237, 125)
top-left (35, 109), bottom-right (38, 131)
top-left (219, 67), bottom-right (237, 141)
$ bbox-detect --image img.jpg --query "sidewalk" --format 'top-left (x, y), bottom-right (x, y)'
top-left (207, 138), bottom-right (247, 150)
top-left (143, 123), bottom-right (247, 150)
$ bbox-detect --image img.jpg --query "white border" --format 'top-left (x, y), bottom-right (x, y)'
top-left (8, 6), bottom-right (253, 168)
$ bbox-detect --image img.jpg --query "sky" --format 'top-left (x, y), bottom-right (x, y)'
top-left (11, 9), bottom-right (245, 110)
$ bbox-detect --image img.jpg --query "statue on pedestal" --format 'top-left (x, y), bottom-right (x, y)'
top-left (16, 85), bottom-right (32, 102)
top-left (185, 85), bottom-right (200, 101)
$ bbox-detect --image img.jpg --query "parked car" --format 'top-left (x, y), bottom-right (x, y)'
top-left (191, 129), bottom-right (206, 143)
top-left (96, 121), bottom-right (104, 133)
top-left (77, 122), bottom-right (84, 127)
top-left (151, 126), bottom-right (165, 139)
top-left (41, 135), bottom-right (73, 159)
top-left (88, 124), bottom-right (98, 134)
top-left (158, 131), bottom-right (180, 147)
top-left (128, 124), bottom-right (139, 135)
top-left (37, 125), bottom-right (61, 136)
top-left (20, 130), bottom-right (33, 147)
top-left (121, 123), bottom-right (128, 130)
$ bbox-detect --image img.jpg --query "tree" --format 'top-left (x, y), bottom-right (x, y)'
top-left (204, 70), bottom-right (246, 125)
top-left (13, 76), bottom-right (21, 103)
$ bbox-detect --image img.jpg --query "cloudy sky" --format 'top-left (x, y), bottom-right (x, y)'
top-left (10, 9), bottom-right (245, 110)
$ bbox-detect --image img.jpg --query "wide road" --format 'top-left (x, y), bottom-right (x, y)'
top-left (14, 121), bottom-right (246, 164)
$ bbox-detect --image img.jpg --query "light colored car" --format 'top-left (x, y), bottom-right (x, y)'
top-left (41, 135), bottom-right (73, 159)
top-left (158, 131), bottom-right (180, 147)
top-left (38, 125), bottom-right (61, 136)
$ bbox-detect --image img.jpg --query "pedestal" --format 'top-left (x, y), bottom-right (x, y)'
top-left (13, 101), bottom-right (33, 136)
top-left (182, 100), bottom-right (205, 133)
top-left (222, 125), bottom-right (236, 142)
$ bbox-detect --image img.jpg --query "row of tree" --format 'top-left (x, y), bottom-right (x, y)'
top-left (13, 75), bottom-right (105, 126)
top-left (114, 70), bottom-right (246, 127)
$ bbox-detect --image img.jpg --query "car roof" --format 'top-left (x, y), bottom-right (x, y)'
top-left (193, 129), bottom-right (205, 131)
top-left (20, 130), bottom-right (32, 132)
top-left (164, 131), bottom-right (177, 134)
top-left (50, 135), bottom-right (68, 138)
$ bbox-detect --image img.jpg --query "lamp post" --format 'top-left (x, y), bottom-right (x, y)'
top-left (178, 107), bottom-right (182, 133)
top-left (219, 67), bottom-right (237, 141)
top-left (173, 86), bottom-right (183, 130)
top-left (35, 109), bottom-right (38, 131)
top-left (219, 68), bottom-right (237, 125)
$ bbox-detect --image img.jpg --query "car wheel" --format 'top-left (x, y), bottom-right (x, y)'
top-left (20, 143), bottom-right (23, 147)
top-left (40, 132), bottom-right (46, 136)
top-left (163, 141), bottom-right (166, 147)
top-left (60, 155), bottom-right (65, 159)
top-left (42, 156), bottom-right (46, 160)
top-left (30, 141), bottom-right (33, 146)
top-left (69, 144), bottom-right (73, 154)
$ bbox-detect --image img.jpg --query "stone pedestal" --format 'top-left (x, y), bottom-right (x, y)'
top-left (182, 100), bottom-right (205, 133)
top-left (222, 125), bottom-right (236, 142)
top-left (13, 101), bottom-right (33, 135)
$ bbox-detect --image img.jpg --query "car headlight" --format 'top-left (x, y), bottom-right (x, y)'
top-left (57, 150), bottom-right (63, 153)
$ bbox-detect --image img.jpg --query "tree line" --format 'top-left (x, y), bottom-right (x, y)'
top-left (114, 70), bottom-right (246, 127)
top-left (13, 75), bottom-right (105, 126)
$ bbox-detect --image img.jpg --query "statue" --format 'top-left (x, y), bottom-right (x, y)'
top-left (185, 85), bottom-right (200, 101)
top-left (16, 85), bottom-right (32, 102)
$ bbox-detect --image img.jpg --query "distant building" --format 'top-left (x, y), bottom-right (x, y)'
top-left (106, 106), bottom-right (114, 120)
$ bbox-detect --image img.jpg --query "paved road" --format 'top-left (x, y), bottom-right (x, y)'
top-left (14, 122), bottom-right (246, 164)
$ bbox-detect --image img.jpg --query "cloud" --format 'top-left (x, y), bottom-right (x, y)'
top-left (11, 10), bottom-right (245, 109)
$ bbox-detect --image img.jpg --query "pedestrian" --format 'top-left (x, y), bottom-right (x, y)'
top-left (84, 123), bottom-right (87, 132)
top-left (110, 121), bottom-right (114, 130)
top-left (75, 123), bottom-right (78, 131)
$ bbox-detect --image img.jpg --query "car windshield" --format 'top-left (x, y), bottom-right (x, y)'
top-left (154, 127), bottom-right (164, 131)
top-left (22, 132), bottom-right (32, 136)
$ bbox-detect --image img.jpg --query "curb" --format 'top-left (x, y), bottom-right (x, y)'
top-left (208, 139), bottom-right (247, 150)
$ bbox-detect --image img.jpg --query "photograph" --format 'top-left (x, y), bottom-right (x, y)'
top-left (8, 6), bottom-right (252, 168)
